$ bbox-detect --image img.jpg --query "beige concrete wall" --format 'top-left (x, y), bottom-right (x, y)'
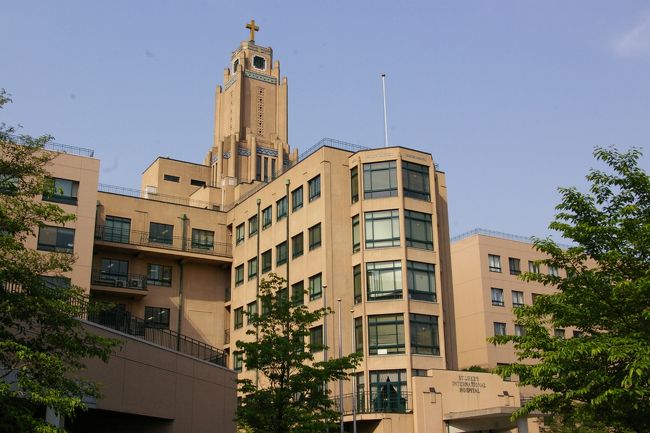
top-left (141, 158), bottom-right (212, 198)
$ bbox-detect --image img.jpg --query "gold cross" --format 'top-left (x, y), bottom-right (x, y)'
top-left (245, 19), bottom-right (259, 42)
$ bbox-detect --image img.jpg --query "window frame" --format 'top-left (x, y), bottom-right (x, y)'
top-left (292, 186), bottom-right (303, 212)
top-left (512, 290), bottom-right (524, 307)
top-left (37, 226), bottom-right (75, 254)
top-left (491, 288), bottom-right (505, 306)
top-left (488, 254), bottom-right (502, 273)
top-left (509, 257), bottom-right (521, 275)
top-left (149, 222), bottom-right (174, 245)
top-left (409, 313), bottom-right (440, 355)
top-left (262, 206), bottom-right (272, 230)
top-left (248, 257), bottom-right (258, 280)
top-left (144, 306), bottom-right (170, 329)
top-left (261, 250), bottom-right (272, 274)
top-left (43, 177), bottom-right (79, 205)
top-left (276, 196), bottom-right (288, 221)
top-left (234, 307), bottom-right (244, 329)
top-left (350, 166), bottom-right (359, 203)
top-left (309, 273), bottom-right (322, 301)
top-left (308, 223), bottom-right (321, 250)
top-left (308, 175), bottom-right (321, 202)
top-left (366, 261), bottom-right (403, 301)
top-left (363, 161), bottom-right (398, 199)
top-left (147, 263), bottom-right (172, 287)
top-left (248, 215), bottom-right (258, 237)
top-left (276, 241), bottom-right (288, 266)
top-left (367, 314), bottom-right (405, 355)
top-left (235, 223), bottom-right (245, 245)
top-left (352, 214), bottom-right (360, 253)
top-left (494, 322), bottom-right (507, 336)
top-left (191, 228), bottom-right (214, 251)
top-left (402, 161), bottom-right (431, 201)
top-left (235, 264), bottom-right (244, 286)
top-left (291, 232), bottom-right (304, 258)
top-left (404, 210), bottom-right (433, 250)
top-left (406, 261), bottom-right (436, 302)
top-left (309, 325), bottom-right (324, 353)
top-left (365, 209), bottom-right (400, 248)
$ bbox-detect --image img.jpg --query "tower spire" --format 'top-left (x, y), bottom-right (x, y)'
top-left (245, 19), bottom-right (259, 43)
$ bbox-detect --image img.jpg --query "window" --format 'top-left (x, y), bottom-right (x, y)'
top-left (509, 257), bottom-right (521, 275)
top-left (262, 206), bottom-right (272, 229)
top-left (309, 223), bottom-right (321, 250)
top-left (363, 161), bottom-right (398, 199)
top-left (235, 223), bottom-right (245, 245)
top-left (354, 317), bottom-right (363, 353)
top-left (278, 287), bottom-right (289, 304)
top-left (353, 265), bottom-right (362, 304)
top-left (407, 261), bottom-right (436, 302)
top-left (292, 186), bottom-right (303, 212)
top-left (190, 178), bottom-right (206, 187)
top-left (253, 55), bottom-right (266, 70)
top-left (163, 174), bottom-right (180, 182)
top-left (491, 288), bottom-right (504, 306)
top-left (43, 178), bottom-right (79, 205)
top-left (355, 373), bottom-right (365, 412)
top-left (515, 325), bottom-right (526, 336)
top-left (248, 257), bottom-right (258, 280)
top-left (100, 258), bottom-right (128, 281)
top-left (365, 210), bottom-right (400, 248)
top-left (351, 215), bottom-right (360, 253)
top-left (528, 260), bottom-right (540, 273)
top-left (368, 314), bottom-right (405, 355)
top-left (149, 222), bottom-right (173, 245)
top-left (410, 314), bottom-right (440, 355)
top-left (548, 265), bottom-right (559, 277)
top-left (192, 228), bottom-right (214, 250)
top-left (292, 232), bottom-right (304, 258)
top-left (350, 166), bottom-right (359, 203)
top-left (494, 322), bottom-right (506, 336)
top-left (369, 370), bottom-right (407, 412)
top-left (103, 216), bottom-right (131, 243)
top-left (234, 352), bottom-right (243, 372)
top-left (402, 161), bottom-right (430, 201)
top-left (573, 331), bottom-right (583, 338)
top-left (512, 290), bottom-right (524, 307)
top-left (234, 307), bottom-right (244, 329)
top-left (412, 369), bottom-right (428, 377)
top-left (404, 210), bottom-right (433, 250)
top-left (261, 250), bottom-right (272, 273)
top-left (554, 329), bottom-right (566, 339)
top-left (40, 276), bottom-right (71, 289)
top-left (308, 175), bottom-right (321, 201)
top-left (37, 226), bottom-right (74, 253)
top-left (292, 281), bottom-right (304, 305)
top-left (247, 301), bottom-right (257, 324)
top-left (235, 265), bottom-right (244, 286)
top-left (249, 215), bottom-right (258, 237)
top-left (147, 264), bottom-right (172, 286)
top-left (366, 261), bottom-right (402, 300)
top-left (309, 325), bottom-right (324, 352)
top-left (277, 196), bottom-right (288, 221)
top-left (488, 254), bottom-right (502, 272)
top-left (532, 293), bottom-right (541, 304)
top-left (309, 273), bottom-right (322, 301)
top-left (276, 241), bottom-right (288, 266)
top-left (144, 306), bottom-right (170, 329)
top-left (256, 155), bottom-right (262, 181)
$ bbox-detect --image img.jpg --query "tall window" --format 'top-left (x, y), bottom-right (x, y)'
top-left (147, 264), bottom-right (172, 286)
top-left (410, 314), bottom-right (439, 355)
top-left (235, 223), bottom-right (245, 245)
top-left (103, 216), bottom-right (131, 243)
top-left (292, 232), bottom-right (304, 258)
top-left (234, 307), bottom-right (244, 329)
top-left (192, 228), bottom-right (214, 250)
top-left (309, 273), bottom-right (322, 301)
top-left (353, 264), bottom-right (362, 304)
top-left (309, 325), bottom-right (323, 352)
top-left (367, 261), bottom-right (402, 300)
top-left (276, 241), bottom-right (288, 266)
top-left (235, 265), bottom-right (244, 286)
top-left (365, 210), bottom-right (400, 248)
top-left (368, 314), bottom-right (405, 354)
top-left (515, 325), bottom-right (526, 336)
top-left (494, 322), bottom-right (506, 336)
top-left (509, 257), bottom-right (521, 275)
top-left (44, 178), bottom-right (79, 205)
top-left (38, 226), bottom-right (75, 253)
top-left (277, 196), bottom-right (288, 221)
top-left (249, 215), bottom-right (258, 237)
top-left (234, 352), bottom-right (243, 372)
top-left (402, 161), bottom-right (430, 201)
top-left (354, 317), bottom-right (363, 353)
top-left (100, 258), bottom-right (128, 279)
top-left (488, 254), bottom-right (502, 272)
top-left (404, 210), bottom-right (433, 250)
top-left (262, 206), bottom-right (272, 229)
top-left (363, 161), bottom-right (397, 199)
top-left (350, 166), bottom-right (359, 203)
top-left (369, 370), bottom-right (407, 412)
top-left (308, 175), bottom-right (321, 201)
top-left (309, 223), bottom-right (321, 250)
top-left (149, 222), bottom-right (173, 245)
top-left (491, 288), bottom-right (504, 306)
top-left (528, 260), bottom-right (540, 273)
top-left (292, 186), bottom-right (303, 212)
top-left (247, 301), bottom-right (258, 324)
top-left (407, 261), bottom-right (436, 302)
top-left (144, 307), bottom-right (170, 329)
top-left (248, 257), bottom-right (258, 280)
top-left (292, 281), bottom-right (305, 305)
top-left (512, 290), bottom-right (524, 307)
top-left (261, 250), bottom-right (272, 273)
top-left (352, 215), bottom-right (360, 253)
top-left (548, 265), bottom-right (560, 277)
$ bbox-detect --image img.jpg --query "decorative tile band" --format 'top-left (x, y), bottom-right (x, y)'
top-left (223, 151), bottom-right (231, 159)
top-left (224, 76), bottom-right (237, 90)
top-left (238, 147), bottom-right (251, 156)
top-left (257, 146), bottom-right (278, 157)
top-left (211, 155), bottom-right (218, 164)
top-left (244, 70), bottom-right (277, 85)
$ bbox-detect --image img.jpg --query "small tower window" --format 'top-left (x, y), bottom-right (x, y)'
top-left (253, 55), bottom-right (266, 70)
top-left (232, 58), bottom-right (239, 72)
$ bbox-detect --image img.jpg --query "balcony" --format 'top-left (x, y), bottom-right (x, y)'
top-left (94, 225), bottom-right (232, 260)
top-left (332, 391), bottom-right (412, 416)
top-left (90, 269), bottom-right (148, 297)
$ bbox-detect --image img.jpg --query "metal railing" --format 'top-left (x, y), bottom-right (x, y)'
top-left (451, 227), bottom-right (573, 249)
top-left (94, 225), bottom-right (232, 258)
top-left (98, 183), bottom-right (219, 210)
top-left (90, 269), bottom-right (147, 291)
top-left (7, 134), bottom-right (95, 157)
top-left (332, 391), bottom-right (412, 415)
top-left (1, 280), bottom-right (228, 368)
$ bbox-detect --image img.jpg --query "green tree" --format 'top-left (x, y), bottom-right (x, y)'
top-left (236, 274), bottom-right (362, 433)
top-left (491, 147), bottom-right (649, 433)
top-left (0, 89), bottom-right (116, 432)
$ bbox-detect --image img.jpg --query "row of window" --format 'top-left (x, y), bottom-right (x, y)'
top-left (102, 216), bottom-right (215, 250)
top-left (98, 258), bottom-right (172, 287)
top-left (491, 288), bottom-right (549, 308)
top-left (493, 322), bottom-right (582, 339)
top-left (42, 177), bottom-right (79, 205)
top-left (163, 173), bottom-right (207, 187)
top-left (352, 160), bottom-right (431, 203)
top-left (357, 260), bottom-right (436, 302)
top-left (235, 175), bottom-right (321, 245)
top-left (352, 209), bottom-right (434, 252)
top-left (488, 254), bottom-right (559, 276)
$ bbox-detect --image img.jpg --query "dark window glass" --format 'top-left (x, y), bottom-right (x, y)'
top-left (368, 314), bottom-right (405, 355)
top-left (352, 215), bottom-right (360, 253)
top-left (369, 370), bottom-right (407, 411)
top-left (40, 275), bottom-right (71, 289)
top-left (404, 210), bottom-right (433, 250)
top-left (292, 232), bottom-right (304, 258)
top-left (144, 306), bottom-right (170, 329)
top-left (354, 317), bottom-right (363, 353)
top-left (100, 259), bottom-right (128, 287)
top-left (37, 226), bottom-right (75, 253)
top-left (489, 254), bottom-right (501, 272)
top-left (147, 264), bottom-right (172, 287)
top-left (253, 55), bottom-right (266, 69)
top-left (292, 186), bottom-right (303, 212)
top-left (310, 325), bottom-right (323, 352)
top-left (248, 257), bottom-right (258, 280)
top-left (402, 161), bottom-right (430, 201)
top-left (277, 196), bottom-right (288, 221)
top-left (350, 166), bottom-right (359, 203)
top-left (249, 215), bottom-right (258, 237)
top-left (234, 307), bottom-right (244, 329)
top-left (353, 264), bottom-right (362, 304)
top-left (366, 261), bottom-right (402, 300)
top-left (292, 281), bottom-right (304, 305)
top-left (163, 174), bottom-right (180, 182)
top-left (234, 352), bottom-right (243, 372)
top-left (247, 301), bottom-right (257, 324)
top-left (363, 161), bottom-right (398, 199)
top-left (149, 222), bottom-right (173, 245)
top-left (509, 257), bottom-right (521, 275)
top-left (308, 175), bottom-right (321, 201)
top-left (192, 229), bottom-right (214, 250)
top-left (491, 288), bottom-right (504, 306)
top-left (512, 290), bottom-right (524, 307)
top-left (365, 210), bottom-right (400, 248)
top-left (410, 314), bottom-right (439, 355)
top-left (236, 223), bottom-right (245, 245)
top-left (407, 261), bottom-right (436, 302)
top-left (190, 179), bottom-right (206, 187)
top-left (262, 206), bottom-right (272, 229)
top-left (494, 322), bottom-right (506, 336)
top-left (103, 216), bottom-right (131, 243)
top-left (309, 223), bottom-right (321, 250)
top-left (235, 265), bottom-right (244, 286)
top-left (256, 155), bottom-right (262, 181)
top-left (276, 241), bottom-right (288, 266)
top-left (43, 178), bottom-right (79, 205)
top-left (309, 273), bottom-right (322, 301)
top-left (261, 249), bottom-right (272, 273)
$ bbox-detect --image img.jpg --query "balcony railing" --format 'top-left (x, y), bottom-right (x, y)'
top-left (332, 391), bottom-right (412, 415)
top-left (95, 225), bottom-right (232, 258)
top-left (99, 183), bottom-right (219, 210)
top-left (90, 269), bottom-right (147, 291)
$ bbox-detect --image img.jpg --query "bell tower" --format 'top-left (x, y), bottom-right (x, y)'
top-left (205, 20), bottom-right (297, 187)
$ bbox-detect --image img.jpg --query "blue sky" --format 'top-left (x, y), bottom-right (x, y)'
top-left (2, 0), bottom-right (648, 239)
